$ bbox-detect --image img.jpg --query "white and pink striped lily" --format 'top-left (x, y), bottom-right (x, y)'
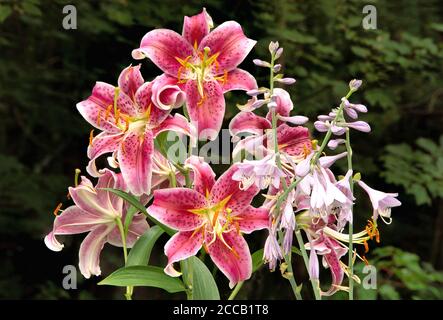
top-left (147, 156), bottom-right (269, 288)
top-left (77, 65), bottom-right (190, 196)
top-left (44, 170), bottom-right (149, 278)
top-left (132, 9), bottom-right (258, 140)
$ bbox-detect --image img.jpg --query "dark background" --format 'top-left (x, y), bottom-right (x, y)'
top-left (1, 0), bottom-right (443, 300)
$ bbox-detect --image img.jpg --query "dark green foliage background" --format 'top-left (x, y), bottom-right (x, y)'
top-left (1, 0), bottom-right (442, 299)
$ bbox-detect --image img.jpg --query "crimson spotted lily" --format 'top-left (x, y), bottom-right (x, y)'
top-left (147, 156), bottom-right (269, 288)
top-left (132, 9), bottom-right (258, 140)
top-left (77, 64), bottom-right (189, 196)
top-left (45, 170), bottom-right (149, 278)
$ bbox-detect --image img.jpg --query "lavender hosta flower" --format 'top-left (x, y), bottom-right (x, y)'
top-left (317, 114), bottom-right (334, 122)
top-left (268, 41), bottom-right (279, 55)
top-left (343, 120), bottom-right (371, 133)
top-left (342, 98), bottom-right (368, 119)
top-left (295, 152), bottom-right (314, 177)
top-left (280, 200), bottom-right (296, 254)
top-left (275, 77), bottom-right (296, 85)
top-left (309, 167), bottom-right (350, 221)
top-left (314, 120), bottom-right (346, 136)
top-left (327, 138), bottom-right (345, 150)
top-left (246, 87), bottom-right (268, 97)
top-left (263, 227), bottom-right (283, 271)
top-left (274, 47), bottom-right (283, 60)
top-left (349, 79), bottom-right (362, 91)
top-left (308, 243), bottom-right (320, 280)
top-left (357, 180), bottom-right (401, 223)
top-left (267, 94), bottom-right (278, 109)
top-left (253, 59), bottom-right (272, 68)
top-left (273, 64), bottom-right (282, 73)
top-left (335, 170), bottom-right (355, 228)
top-left (319, 151), bottom-right (348, 168)
top-left (232, 154), bottom-right (286, 190)
top-left (278, 115), bottom-right (309, 125)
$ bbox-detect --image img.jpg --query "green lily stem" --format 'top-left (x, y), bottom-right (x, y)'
top-left (115, 217), bottom-right (132, 300)
top-left (269, 52), bottom-right (303, 300)
top-left (169, 171), bottom-right (177, 188)
top-left (180, 259), bottom-right (193, 300)
top-left (312, 88), bottom-right (355, 164)
top-left (228, 281), bottom-right (244, 300)
top-left (277, 230), bottom-right (302, 300)
top-left (294, 230), bottom-right (321, 300)
top-left (345, 128), bottom-right (354, 300)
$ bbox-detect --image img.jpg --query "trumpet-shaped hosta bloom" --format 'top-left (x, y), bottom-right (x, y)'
top-left (132, 9), bottom-right (257, 140)
top-left (44, 170), bottom-right (149, 278)
top-left (357, 180), bottom-right (401, 223)
top-left (147, 156), bottom-right (269, 288)
top-left (230, 89), bottom-right (312, 163)
top-left (232, 153), bottom-right (286, 190)
top-left (77, 65), bottom-right (190, 196)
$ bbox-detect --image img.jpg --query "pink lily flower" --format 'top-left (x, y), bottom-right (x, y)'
top-left (230, 89), bottom-right (312, 161)
top-left (132, 9), bottom-right (258, 140)
top-left (306, 231), bottom-right (348, 296)
top-left (147, 156), bottom-right (269, 288)
top-left (44, 170), bottom-right (149, 278)
top-left (77, 64), bottom-right (190, 196)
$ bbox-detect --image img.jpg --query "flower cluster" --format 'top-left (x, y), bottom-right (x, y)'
top-left (45, 9), bottom-right (400, 300)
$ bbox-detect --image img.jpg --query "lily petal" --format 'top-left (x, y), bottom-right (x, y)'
top-left (118, 64), bottom-right (144, 99)
top-left (148, 188), bottom-right (206, 231)
top-left (77, 82), bottom-right (138, 133)
top-left (229, 111), bottom-right (271, 138)
top-left (182, 8), bottom-right (213, 47)
top-left (117, 129), bottom-right (154, 196)
top-left (235, 206), bottom-right (269, 234)
top-left (132, 29), bottom-right (194, 77)
top-left (199, 21), bottom-right (256, 74)
top-left (79, 224), bottom-right (114, 278)
top-left (210, 164), bottom-right (260, 213)
top-left (152, 113), bottom-right (191, 137)
top-left (151, 74), bottom-right (186, 110)
top-left (185, 79), bottom-right (225, 141)
top-left (164, 230), bottom-right (204, 277)
top-left (135, 81), bottom-right (170, 125)
top-left (206, 230), bottom-right (252, 288)
top-left (87, 132), bottom-right (124, 177)
top-left (185, 156), bottom-right (216, 196)
top-left (221, 68), bottom-right (257, 93)
top-left (44, 206), bottom-right (106, 251)
top-left (276, 124), bottom-right (312, 157)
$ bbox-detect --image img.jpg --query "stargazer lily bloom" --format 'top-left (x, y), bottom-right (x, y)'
top-left (44, 170), bottom-right (149, 278)
top-left (77, 65), bottom-right (190, 196)
top-left (132, 9), bottom-right (258, 140)
top-left (147, 156), bottom-right (269, 288)
top-left (230, 88), bottom-right (312, 162)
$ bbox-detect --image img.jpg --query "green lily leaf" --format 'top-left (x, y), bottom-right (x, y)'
top-left (99, 266), bottom-right (185, 294)
top-left (182, 257), bottom-right (220, 300)
top-left (127, 226), bottom-right (164, 266)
